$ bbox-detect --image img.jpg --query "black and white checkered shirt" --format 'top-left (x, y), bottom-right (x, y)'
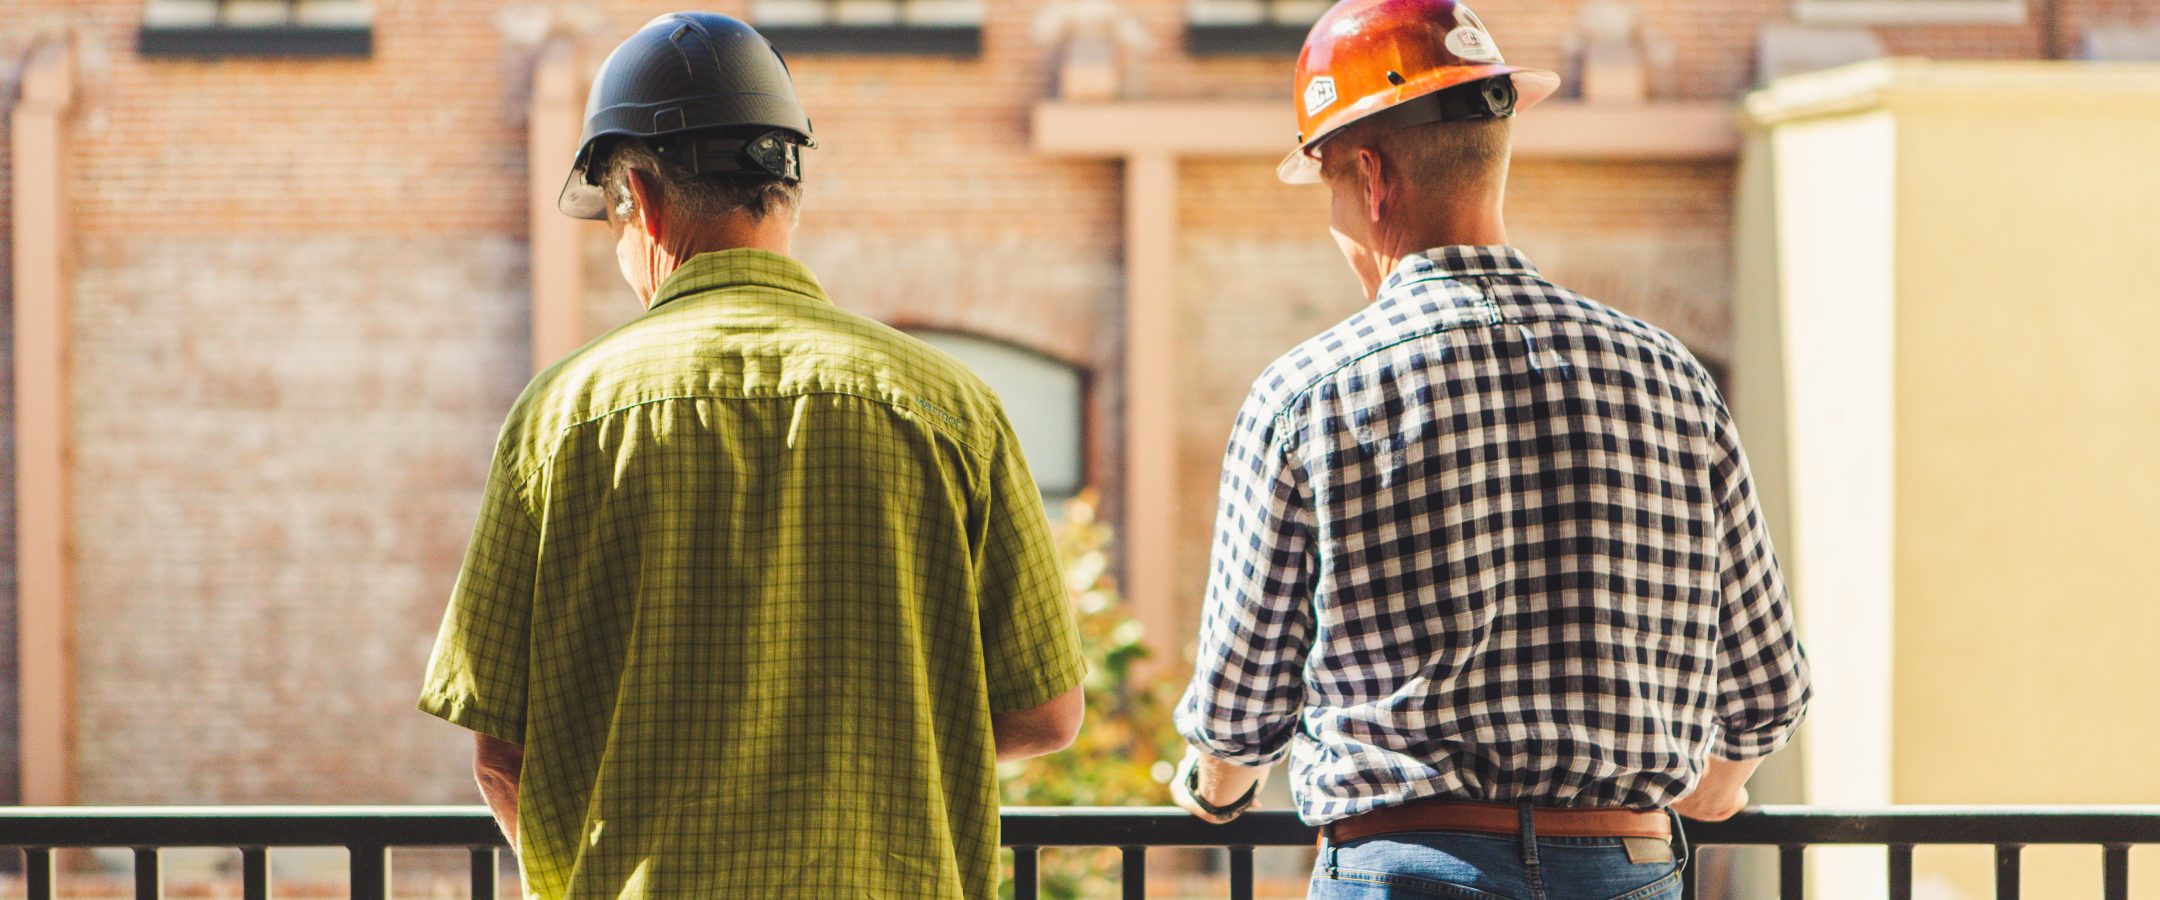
top-left (1175, 246), bottom-right (1811, 824)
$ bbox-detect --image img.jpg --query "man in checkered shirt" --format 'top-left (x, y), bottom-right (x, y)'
top-left (1168, 1), bottom-right (1810, 896)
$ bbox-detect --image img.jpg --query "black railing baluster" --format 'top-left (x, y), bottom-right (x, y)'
top-left (1120, 845), bottom-right (1145, 900)
top-left (1681, 852), bottom-right (1699, 900)
top-left (1889, 844), bottom-right (1914, 900)
top-left (1779, 845), bottom-right (1804, 899)
top-left (349, 844), bottom-right (390, 900)
top-left (1012, 847), bottom-right (1039, 900)
top-left (1995, 844), bottom-right (2022, 900)
top-left (134, 846), bottom-right (163, 899)
top-left (1228, 846), bottom-right (1254, 900)
top-left (25, 847), bottom-right (54, 900)
top-left (471, 847), bottom-right (498, 899)
top-left (242, 846), bottom-right (270, 900)
top-left (2103, 843), bottom-right (2130, 900)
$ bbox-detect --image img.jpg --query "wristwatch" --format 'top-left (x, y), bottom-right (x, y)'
top-left (1181, 755), bottom-right (1261, 820)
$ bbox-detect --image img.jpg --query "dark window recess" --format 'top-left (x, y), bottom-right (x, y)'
top-left (139, 1), bottom-right (373, 59)
top-left (751, 2), bottom-right (983, 57)
top-left (1185, 24), bottom-right (1311, 56)
top-left (1186, 1), bottom-right (1326, 56)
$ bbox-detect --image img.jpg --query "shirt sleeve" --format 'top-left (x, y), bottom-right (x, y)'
top-left (975, 410), bottom-right (1086, 714)
top-left (417, 445), bottom-right (539, 744)
top-left (1174, 394), bottom-right (1316, 766)
top-left (1706, 402), bottom-right (1813, 760)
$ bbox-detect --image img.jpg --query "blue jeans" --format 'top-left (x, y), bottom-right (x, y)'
top-left (1308, 811), bottom-right (1687, 900)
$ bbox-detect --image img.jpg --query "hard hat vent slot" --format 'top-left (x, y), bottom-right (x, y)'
top-left (1386, 71), bottom-right (1406, 86)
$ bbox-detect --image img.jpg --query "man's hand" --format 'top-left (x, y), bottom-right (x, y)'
top-left (1170, 747), bottom-right (1270, 824)
top-left (1671, 756), bottom-right (1763, 822)
top-left (1671, 783), bottom-right (1749, 822)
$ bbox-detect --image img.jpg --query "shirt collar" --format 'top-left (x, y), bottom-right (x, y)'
top-left (648, 249), bottom-right (830, 312)
top-left (1380, 245), bottom-right (1541, 295)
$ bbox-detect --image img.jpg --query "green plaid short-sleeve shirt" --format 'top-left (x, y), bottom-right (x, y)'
top-left (418, 249), bottom-right (1085, 899)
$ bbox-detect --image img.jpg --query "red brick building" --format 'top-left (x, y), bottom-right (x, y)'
top-left (2, 0), bottom-right (2153, 809)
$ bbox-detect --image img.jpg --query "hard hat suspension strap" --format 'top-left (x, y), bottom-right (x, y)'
top-left (652, 130), bottom-right (805, 183)
top-left (1379, 76), bottom-right (1520, 131)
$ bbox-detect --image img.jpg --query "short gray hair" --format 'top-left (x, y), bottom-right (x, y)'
top-left (602, 137), bottom-right (803, 224)
top-left (1320, 116), bottom-right (1512, 195)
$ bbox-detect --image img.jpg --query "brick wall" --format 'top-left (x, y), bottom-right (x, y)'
top-left (17, 0), bottom-right (537, 803)
top-left (69, 234), bottom-right (528, 803)
top-left (3, 0), bottom-right (2151, 804)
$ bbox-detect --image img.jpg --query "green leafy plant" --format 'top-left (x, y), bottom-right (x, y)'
top-left (999, 490), bottom-right (1190, 897)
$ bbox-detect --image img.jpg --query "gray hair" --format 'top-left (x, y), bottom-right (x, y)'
top-left (1320, 116), bottom-right (1512, 195)
top-left (602, 137), bottom-right (803, 224)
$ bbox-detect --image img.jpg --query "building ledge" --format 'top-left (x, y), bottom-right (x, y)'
top-left (1032, 99), bottom-right (1742, 160)
top-left (1743, 58), bottom-right (2160, 128)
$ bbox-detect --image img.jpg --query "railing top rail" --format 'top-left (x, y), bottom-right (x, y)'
top-left (0, 806), bottom-right (2158, 848)
top-left (0, 807), bottom-right (505, 848)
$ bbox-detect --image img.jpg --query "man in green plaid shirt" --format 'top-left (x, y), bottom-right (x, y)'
top-left (418, 14), bottom-right (1085, 898)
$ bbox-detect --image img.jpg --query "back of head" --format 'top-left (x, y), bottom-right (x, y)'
top-left (601, 137), bottom-right (802, 227)
top-left (1320, 113), bottom-right (1513, 198)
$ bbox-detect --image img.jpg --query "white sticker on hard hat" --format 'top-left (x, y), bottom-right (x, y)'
top-left (1304, 76), bottom-right (1338, 118)
top-left (1445, 25), bottom-right (1503, 63)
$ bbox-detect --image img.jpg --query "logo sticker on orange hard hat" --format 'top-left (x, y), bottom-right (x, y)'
top-left (1445, 25), bottom-right (1502, 63)
top-left (1304, 76), bottom-right (1339, 118)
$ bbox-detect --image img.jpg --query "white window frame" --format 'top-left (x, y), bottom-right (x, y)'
top-left (1794, 0), bottom-right (2026, 26)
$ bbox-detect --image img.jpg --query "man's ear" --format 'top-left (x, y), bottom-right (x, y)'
top-left (1356, 145), bottom-right (1388, 227)
top-left (626, 167), bottom-right (665, 242)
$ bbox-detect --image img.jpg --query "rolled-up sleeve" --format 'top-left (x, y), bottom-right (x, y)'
top-left (1706, 406), bottom-right (1812, 760)
top-left (1175, 396), bottom-right (1316, 766)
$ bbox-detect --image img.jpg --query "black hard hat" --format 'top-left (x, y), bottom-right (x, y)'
top-left (557, 12), bottom-right (816, 220)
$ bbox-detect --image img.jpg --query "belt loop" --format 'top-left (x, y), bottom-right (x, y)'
top-left (1666, 807), bottom-right (1692, 872)
top-left (1519, 800), bottom-right (1546, 900)
top-left (1516, 800), bottom-right (1535, 862)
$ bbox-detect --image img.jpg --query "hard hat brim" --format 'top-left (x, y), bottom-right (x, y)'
top-left (559, 171), bottom-right (609, 221)
top-left (1277, 66), bottom-right (1561, 185)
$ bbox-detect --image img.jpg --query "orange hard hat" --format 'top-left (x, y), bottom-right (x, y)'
top-left (1279, 0), bottom-right (1560, 184)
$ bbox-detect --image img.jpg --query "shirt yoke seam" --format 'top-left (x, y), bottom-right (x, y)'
top-left (1269, 322), bottom-right (1503, 453)
top-left (1264, 281), bottom-right (1696, 452)
top-left (510, 387), bottom-right (989, 497)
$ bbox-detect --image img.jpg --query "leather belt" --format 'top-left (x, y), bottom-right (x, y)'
top-left (1323, 798), bottom-right (1672, 846)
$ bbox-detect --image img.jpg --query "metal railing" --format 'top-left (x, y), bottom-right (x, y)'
top-left (0, 805), bottom-right (2154, 899)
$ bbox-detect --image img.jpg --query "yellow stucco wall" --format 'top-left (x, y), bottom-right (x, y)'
top-left (1742, 60), bottom-right (2160, 899)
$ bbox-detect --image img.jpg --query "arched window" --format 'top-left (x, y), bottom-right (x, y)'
top-left (909, 331), bottom-right (1085, 504)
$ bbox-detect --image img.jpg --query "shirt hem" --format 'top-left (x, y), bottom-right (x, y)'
top-left (416, 690), bottom-right (526, 744)
top-left (987, 656), bottom-right (1087, 715)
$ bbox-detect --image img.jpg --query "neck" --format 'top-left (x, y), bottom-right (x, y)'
top-left (1358, 194), bottom-right (1508, 299)
top-left (642, 213), bottom-right (795, 307)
